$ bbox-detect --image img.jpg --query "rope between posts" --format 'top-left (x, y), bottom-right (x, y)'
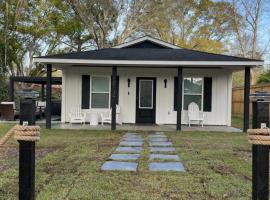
top-left (247, 128), bottom-right (270, 145)
top-left (0, 125), bottom-right (40, 146)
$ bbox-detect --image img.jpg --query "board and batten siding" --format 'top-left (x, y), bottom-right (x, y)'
top-left (61, 67), bottom-right (232, 126)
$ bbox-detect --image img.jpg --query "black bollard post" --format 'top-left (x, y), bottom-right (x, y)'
top-left (19, 98), bottom-right (36, 200)
top-left (251, 96), bottom-right (270, 200)
top-left (252, 145), bottom-right (269, 200)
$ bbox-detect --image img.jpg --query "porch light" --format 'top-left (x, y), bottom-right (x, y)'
top-left (164, 79), bottom-right (167, 88)
top-left (128, 78), bottom-right (131, 87)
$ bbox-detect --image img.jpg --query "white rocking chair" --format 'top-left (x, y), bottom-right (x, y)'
top-left (100, 105), bottom-right (122, 125)
top-left (69, 107), bottom-right (86, 124)
top-left (188, 102), bottom-right (205, 127)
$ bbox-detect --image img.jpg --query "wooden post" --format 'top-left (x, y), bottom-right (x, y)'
top-left (9, 76), bottom-right (14, 101)
top-left (243, 67), bottom-right (250, 132)
top-left (252, 145), bottom-right (269, 200)
top-left (46, 64), bottom-right (52, 129)
top-left (177, 67), bottom-right (183, 130)
top-left (18, 99), bottom-right (36, 200)
top-left (251, 100), bottom-right (270, 200)
top-left (111, 66), bottom-right (117, 131)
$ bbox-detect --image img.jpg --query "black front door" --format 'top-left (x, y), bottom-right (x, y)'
top-left (136, 77), bottom-right (156, 123)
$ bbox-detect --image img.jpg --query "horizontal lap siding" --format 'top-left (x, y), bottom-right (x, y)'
top-left (62, 67), bottom-right (232, 125)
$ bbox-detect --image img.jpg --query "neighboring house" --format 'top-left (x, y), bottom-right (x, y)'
top-left (34, 36), bottom-right (264, 130)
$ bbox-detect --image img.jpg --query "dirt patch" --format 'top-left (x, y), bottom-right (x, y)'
top-left (0, 146), bottom-right (60, 171)
top-left (210, 164), bottom-right (251, 181)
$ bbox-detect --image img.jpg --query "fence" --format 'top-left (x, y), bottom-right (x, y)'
top-left (232, 83), bottom-right (270, 115)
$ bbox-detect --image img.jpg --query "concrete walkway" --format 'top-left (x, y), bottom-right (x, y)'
top-left (101, 132), bottom-right (185, 172)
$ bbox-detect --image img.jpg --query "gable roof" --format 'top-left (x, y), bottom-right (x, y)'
top-left (113, 36), bottom-right (180, 49)
top-left (34, 36), bottom-right (264, 67)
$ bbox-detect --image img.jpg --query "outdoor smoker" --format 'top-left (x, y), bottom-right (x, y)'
top-left (249, 92), bottom-right (270, 200)
top-left (17, 89), bottom-right (39, 125)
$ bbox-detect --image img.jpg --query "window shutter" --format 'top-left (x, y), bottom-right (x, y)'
top-left (174, 77), bottom-right (178, 111)
top-left (203, 77), bottom-right (212, 112)
top-left (111, 76), bottom-right (119, 106)
top-left (81, 75), bottom-right (90, 109)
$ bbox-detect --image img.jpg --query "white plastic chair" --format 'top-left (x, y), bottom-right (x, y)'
top-left (188, 102), bottom-right (205, 127)
top-left (69, 107), bottom-right (86, 124)
top-left (100, 105), bottom-right (122, 125)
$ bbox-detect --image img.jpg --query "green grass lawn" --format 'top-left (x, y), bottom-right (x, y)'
top-left (232, 114), bottom-right (252, 129)
top-left (0, 123), bottom-right (252, 200)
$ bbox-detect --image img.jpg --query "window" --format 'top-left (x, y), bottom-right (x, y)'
top-left (183, 77), bottom-right (203, 110)
top-left (139, 80), bottom-right (153, 109)
top-left (91, 76), bottom-right (110, 108)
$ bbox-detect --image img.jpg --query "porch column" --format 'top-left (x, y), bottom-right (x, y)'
top-left (46, 64), bottom-right (52, 129)
top-left (41, 83), bottom-right (45, 101)
top-left (111, 66), bottom-right (117, 131)
top-left (9, 76), bottom-right (14, 101)
top-left (177, 67), bottom-right (183, 130)
top-left (243, 67), bottom-right (251, 132)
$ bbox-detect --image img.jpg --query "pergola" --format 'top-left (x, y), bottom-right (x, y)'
top-left (9, 76), bottom-right (62, 108)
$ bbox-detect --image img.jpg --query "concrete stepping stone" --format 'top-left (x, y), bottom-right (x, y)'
top-left (149, 147), bottom-right (176, 153)
top-left (123, 135), bottom-right (142, 138)
top-left (148, 135), bottom-right (167, 138)
top-left (149, 141), bottom-right (173, 147)
top-left (148, 138), bottom-right (168, 142)
top-left (109, 154), bottom-right (140, 161)
top-left (149, 154), bottom-right (180, 161)
top-left (119, 141), bottom-right (143, 147)
top-left (149, 162), bottom-right (185, 172)
top-left (116, 146), bottom-right (143, 153)
top-left (101, 161), bottom-right (138, 171)
top-left (124, 133), bottom-right (141, 136)
top-left (122, 138), bottom-right (143, 142)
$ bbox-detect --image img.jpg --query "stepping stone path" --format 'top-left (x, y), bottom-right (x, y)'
top-left (101, 132), bottom-right (143, 171)
top-left (148, 132), bottom-right (185, 172)
top-left (101, 132), bottom-right (185, 172)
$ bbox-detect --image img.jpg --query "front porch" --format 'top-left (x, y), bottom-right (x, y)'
top-left (52, 123), bottom-right (241, 132)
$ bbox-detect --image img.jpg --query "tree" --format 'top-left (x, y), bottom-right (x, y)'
top-left (68, 0), bottom-right (120, 49)
top-left (230, 0), bottom-right (268, 85)
top-left (257, 70), bottom-right (270, 84)
top-left (136, 0), bottom-right (236, 54)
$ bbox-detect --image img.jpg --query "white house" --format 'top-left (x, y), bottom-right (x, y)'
top-left (33, 36), bottom-right (264, 131)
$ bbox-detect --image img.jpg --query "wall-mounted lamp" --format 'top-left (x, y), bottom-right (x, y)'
top-left (164, 79), bottom-right (167, 88)
top-left (127, 78), bottom-right (131, 87)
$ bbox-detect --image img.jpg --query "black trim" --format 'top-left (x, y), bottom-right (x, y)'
top-left (81, 75), bottom-right (90, 109)
top-left (136, 77), bottom-right (156, 123)
top-left (203, 77), bottom-right (212, 112)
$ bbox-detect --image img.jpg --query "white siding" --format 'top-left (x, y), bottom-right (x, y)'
top-left (61, 66), bottom-right (233, 126)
